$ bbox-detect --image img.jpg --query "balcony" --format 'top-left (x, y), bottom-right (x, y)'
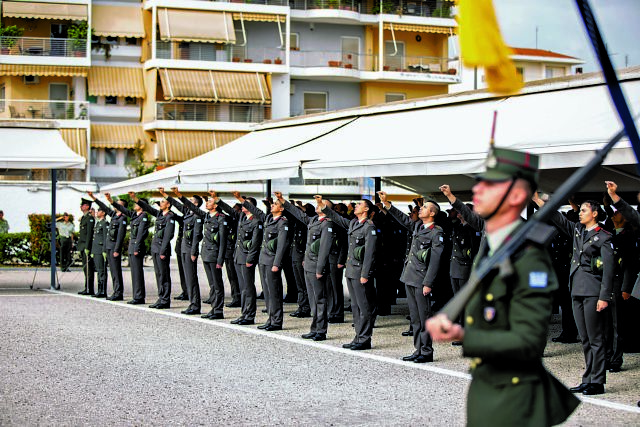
top-left (289, 0), bottom-right (453, 18)
top-left (0, 37), bottom-right (88, 61)
top-left (157, 102), bottom-right (270, 123)
top-left (290, 0), bottom-right (360, 12)
top-left (0, 99), bottom-right (89, 121)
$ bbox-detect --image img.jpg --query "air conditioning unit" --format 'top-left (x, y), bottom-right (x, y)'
top-left (23, 75), bottom-right (39, 85)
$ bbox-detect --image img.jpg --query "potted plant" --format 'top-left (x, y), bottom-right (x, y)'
top-left (263, 59), bottom-right (272, 64)
top-left (344, 63), bottom-right (353, 69)
top-left (328, 60), bottom-right (341, 67)
top-left (232, 57), bottom-right (241, 62)
top-left (67, 22), bottom-right (88, 57)
top-left (372, 0), bottom-right (395, 14)
top-left (383, 65), bottom-right (390, 71)
top-left (274, 57), bottom-right (283, 65)
top-left (243, 58), bottom-right (253, 63)
top-left (0, 25), bottom-right (25, 54)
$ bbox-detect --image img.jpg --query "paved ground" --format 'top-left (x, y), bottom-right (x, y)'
top-left (1, 265), bottom-right (639, 425)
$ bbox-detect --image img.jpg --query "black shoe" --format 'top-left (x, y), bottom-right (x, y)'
top-left (257, 323), bottom-right (271, 330)
top-left (328, 317), bottom-right (344, 324)
top-left (313, 333), bottom-right (326, 341)
top-left (230, 317), bottom-right (244, 324)
top-left (283, 296), bottom-right (297, 303)
top-left (202, 298), bottom-right (213, 304)
top-left (414, 355), bottom-right (434, 363)
top-left (93, 293), bottom-right (107, 298)
top-left (201, 311), bottom-right (214, 319)
top-left (237, 318), bottom-right (254, 325)
top-left (345, 305), bottom-right (352, 312)
top-left (552, 335), bottom-right (580, 344)
top-left (181, 308), bottom-right (201, 315)
top-left (78, 290), bottom-right (88, 295)
top-left (155, 303), bottom-right (170, 309)
top-left (225, 301), bottom-right (241, 308)
top-left (351, 342), bottom-right (371, 351)
top-left (262, 308), bottom-right (268, 313)
top-left (402, 354), bottom-right (418, 362)
top-left (289, 310), bottom-right (301, 317)
top-left (569, 383), bottom-right (590, 393)
top-left (174, 294), bottom-right (188, 301)
top-left (297, 311), bottom-right (311, 318)
top-left (127, 299), bottom-right (145, 305)
top-left (342, 343), bottom-right (355, 349)
top-left (149, 303), bottom-right (159, 308)
top-left (257, 292), bottom-right (265, 300)
top-left (265, 325), bottom-right (282, 331)
top-left (209, 313), bottom-right (224, 319)
top-left (301, 332), bottom-right (316, 339)
top-left (107, 295), bottom-right (123, 301)
top-left (452, 341), bottom-right (463, 346)
top-left (608, 365), bottom-right (622, 373)
top-left (583, 384), bottom-right (605, 395)
top-left (401, 330), bottom-right (413, 337)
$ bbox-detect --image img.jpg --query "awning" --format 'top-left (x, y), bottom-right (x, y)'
top-left (232, 12), bottom-right (286, 23)
top-left (383, 23), bottom-right (456, 35)
top-left (91, 124), bottom-right (147, 149)
top-left (0, 126), bottom-right (85, 169)
top-left (88, 67), bottom-right (145, 98)
top-left (159, 69), bottom-right (270, 103)
top-left (0, 65), bottom-right (88, 77)
top-left (60, 128), bottom-right (88, 158)
top-left (2, 1), bottom-right (87, 21)
top-left (156, 130), bottom-right (245, 163)
top-left (92, 5), bottom-right (145, 38)
top-left (158, 9), bottom-right (236, 44)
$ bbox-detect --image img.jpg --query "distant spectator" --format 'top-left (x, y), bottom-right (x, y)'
top-left (0, 210), bottom-right (9, 233)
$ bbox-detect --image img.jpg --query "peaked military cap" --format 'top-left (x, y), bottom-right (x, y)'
top-left (477, 146), bottom-right (539, 191)
top-left (80, 198), bottom-right (92, 206)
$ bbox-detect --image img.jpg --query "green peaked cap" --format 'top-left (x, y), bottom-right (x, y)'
top-left (476, 146), bottom-right (540, 191)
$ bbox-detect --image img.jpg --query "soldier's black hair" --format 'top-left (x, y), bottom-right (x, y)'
top-left (425, 198), bottom-right (440, 214)
top-left (362, 199), bottom-right (375, 213)
top-left (137, 198), bottom-right (148, 205)
top-left (193, 195), bottom-right (203, 207)
top-left (246, 197), bottom-right (257, 207)
top-left (582, 200), bottom-right (607, 222)
top-left (304, 203), bottom-right (316, 217)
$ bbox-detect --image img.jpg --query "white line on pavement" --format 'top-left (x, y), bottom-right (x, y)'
top-left (45, 290), bottom-right (640, 414)
top-left (0, 294), bottom-right (65, 297)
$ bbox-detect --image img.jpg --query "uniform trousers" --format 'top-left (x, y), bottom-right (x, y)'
top-left (176, 241), bottom-right (187, 297)
top-left (152, 253), bottom-right (172, 305)
top-left (236, 263), bottom-right (257, 321)
top-left (573, 296), bottom-right (606, 384)
top-left (129, 252), bottom-right (145, 301)
top-left (259, 265), bottom-right (269, 312)
top-left (203, 261), bottom-right (225, 314)
top-left (81, 250), bottom-right (95, 294)
top-left (604, 290), bottom-right (624, 369)
top-left (346, 277), bottom-right (376, 344)
top-left (182, 253), bottom-right (200, 311)
top-left (292, 260), bottom-right (310, 313)
top-left (451, 277), bottom-right (467, 324)
top-left (405, 284), bottom-right (434, 357)
top-left (107, 248), bottom-right (124, 298)
top-left (225, 255), bottom-right (241, 304)
top-left (261, 264), bottom-right (284, 327)
top-left (327, 263), bottom-right (345, 319)
top-left (93, 253), bottom-right (108, 294)
top-left (282, 255), bottom-right (297, 301)
top-left (59, 237), bottom-right (72, 270)
top-left (305, 270), bottom-right (329, 334)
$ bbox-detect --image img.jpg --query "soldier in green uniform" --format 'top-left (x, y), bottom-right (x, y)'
top-left (427, 147), bottom-right (579, 427)
top-left (77, 198), bottom-right (95, 295)
top-left (91, 207), bottom-right (109, 298)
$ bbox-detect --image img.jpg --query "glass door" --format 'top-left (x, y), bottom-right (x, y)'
top-left (49, 83), bottom-right (68, 119)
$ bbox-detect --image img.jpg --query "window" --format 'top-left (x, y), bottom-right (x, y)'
top-left (303, 92), bottom-right (327, 115)
top-left (0, 85), bottom-right (5, 112)
top-left (105, 96), bottom-right (118, 105)
top-left (341, 37), bottom-right (360, 69)
top-left (125, 37), bottom-right (138, 46)
top-left (385, 93), bottom-right (405, 103)
top-left (90, 149), bottom-right (98, 165)
top-left (104, 148), bottom-right (117, 165)
top-left (290, 33), bottom-right (299, 50)
top-left (124, 97), bottom-right (137, 106)
top-left (125, 149), bottom-right (136, 165)
top-left (384, 41), bottom-right (405, 71)
top-left (515, 67), bottom-right (524, 82)
top-left (87, 95), bottom-right (98, 104)
top-left (545, 66), bottom-right (565, 79)
top-left (105, 36), bottom-right (118, 45)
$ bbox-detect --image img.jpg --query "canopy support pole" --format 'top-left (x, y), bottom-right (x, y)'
top-left (374, 177), bottom-right (381, 203)
top-left (265, 179), bottom-right (272, 199)
top-left (50, 169), bottom-right (58, 290)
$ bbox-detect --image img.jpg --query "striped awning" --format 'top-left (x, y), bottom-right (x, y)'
top-left (0, 65), bottom-right (88, 77)
top-left (156, 130), bottom-right (244, 163)
top-left (2, 1), bottom-right (87, 21)
top-left (92, 5), bottom-right (145, 38)
top-left (60, 128), bottom-right (88, 158)
top-left (91, 124), bottom-right (146, 149)
top-left (383, 23), bottom-right (456, 35)
top-left (159, 69), bottom-right (271, 104)
top-left (158, 9), bottom-right (236, 44)
top-left (232, 12), bottom-right (286, 23)
top-left (88, 67), bottom-right (145, 98)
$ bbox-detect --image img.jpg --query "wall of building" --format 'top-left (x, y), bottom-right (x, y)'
top-left (290, 79), bottom-right (360, 116)
top-left (360, 81), bottom-right (446, 106)
top-left (4, 76), bottom-right (73, 100)
top-left (244, 21), bottom-right (287, 60)
top-left (290, 22), bottom-right (366, 53)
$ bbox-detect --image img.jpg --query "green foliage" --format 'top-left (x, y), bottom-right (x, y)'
top-left (68, 21), bottom-right (89, 50)
top-left (432, 3), bottom-right (452, 18)
top-left (372, 0), bottom-right (396, 14)
top-left (28, 214), bottom-right (54, 265)
top-left (126, 141), bottom-right (158, 178)
top-left (0, 233), bottom-right (31, 264)
top-left (0, 25), bottom-right (25, 48)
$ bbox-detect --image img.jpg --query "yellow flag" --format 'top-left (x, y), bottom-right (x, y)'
top-left (457, 0), bottom-right (522, 94)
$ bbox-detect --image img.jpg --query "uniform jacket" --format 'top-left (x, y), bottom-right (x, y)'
top-left (94, 199), bottom-right (128, 253)
top-left (450, 220), bottom-right (482, 280)
top-left (137, 199), bottom-right (175, 257)
top-left (550, 211), bottom-right (614, 300)
top-left (612, 197), bottom-right (640, 293)
top-left (91, 218), bottom-right (108, 256)
top-left (112, 203), bottom-right (150, 256)
top-left (287, 211), bottom-right (307, 263)
top-left (244, 200), bottom-right (289, 268)
top-left (283, 200), bottom-right (332, 275)
top-left (387, 204), bottom-right (444, 288)
top-left (168, 197), bottom-right (203, 257)
top-left (463, 235), bottom-right (579, 426)
top-left (322, 206), bottom-right (377, 280)
top-left (77, 212), bottom-right (95, 252)
top-left (330, 223), bottom-right (348, 266)
top-left (218, 199), bottom-right (262, 265)
top-left (181, 196), bottom-right (227, 265)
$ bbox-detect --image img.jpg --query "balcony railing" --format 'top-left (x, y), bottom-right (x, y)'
top-left (0, 37), bottom-right (88, 58)
top-left (290, 50), bottom-right (460, 75)
top-left (290, 0), bottom-right (360, 12)
top-left (0, 99), bottom-right (89, 120)
top-left (156, 102), bottom-right (271, 123)
top-left (155, 41), bottom-right (285, 64)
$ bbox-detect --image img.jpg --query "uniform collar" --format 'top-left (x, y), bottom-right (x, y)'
top-left (486, 220), bottom-right (521, 257)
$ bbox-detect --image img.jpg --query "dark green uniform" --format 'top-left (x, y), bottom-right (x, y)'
top-left (463, 226), bottom-right (580, 426)
top-left (77, 211), bottom-right (95, 295)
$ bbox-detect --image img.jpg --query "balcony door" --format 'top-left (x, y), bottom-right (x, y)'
top-left (341, 37), bottom-right (360, 70)
top-left (50, 24), bottom-right (68, 57)
top-left (49, 83), bottom-right (68, 119)
top-left (384, 40), bottom-right (405, 71)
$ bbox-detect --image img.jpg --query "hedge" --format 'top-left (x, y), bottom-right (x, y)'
top-left (0, 232), bottom-right (31, 264)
